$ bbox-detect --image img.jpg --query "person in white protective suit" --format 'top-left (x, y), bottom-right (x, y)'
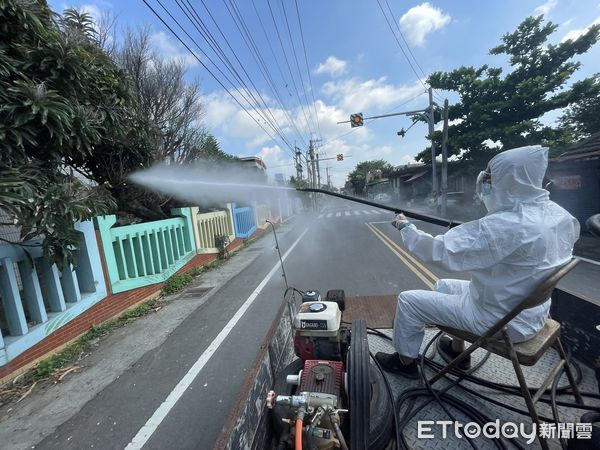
top-left (375, 145), bottom-right (580, 378)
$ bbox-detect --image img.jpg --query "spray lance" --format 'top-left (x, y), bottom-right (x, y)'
top-left (295, 188), bottom-right (462, 229)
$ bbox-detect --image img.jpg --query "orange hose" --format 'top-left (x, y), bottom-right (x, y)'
top-left (295, 417), bottom-right (303, 449)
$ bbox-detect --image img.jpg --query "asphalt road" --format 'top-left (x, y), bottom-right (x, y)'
top-left (31, 197), bottom-right (598, 450)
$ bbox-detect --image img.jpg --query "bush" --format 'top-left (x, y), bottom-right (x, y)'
top-left (215, 234), bottom-right (230, 259)
top-left (188, 266), bottom-right (203, 277)
top-left (161, 273), bottom-right (193, 295)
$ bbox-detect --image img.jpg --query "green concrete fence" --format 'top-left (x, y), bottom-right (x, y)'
top-left (96, 208), bottom-right (195, 293)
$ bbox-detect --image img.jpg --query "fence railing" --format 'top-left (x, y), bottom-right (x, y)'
top-left (254, 203), bottom-right (270, 229)
top-left (0, 221), bottom-right (107, 366)
top-left (232, 204), bottom-right (257, 239)
top-left (97, 208), bottom-right (195, 294)
top-left (190, 208), bottom-right (235, 254)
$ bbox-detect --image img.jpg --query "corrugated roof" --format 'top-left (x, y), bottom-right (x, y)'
top-left (554, 131), bottom-right (600, 161)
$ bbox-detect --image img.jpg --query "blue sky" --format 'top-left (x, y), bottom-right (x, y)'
top-left (51, 0), bottom-right (600, 187)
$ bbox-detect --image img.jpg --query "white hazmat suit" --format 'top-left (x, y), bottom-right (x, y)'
top-left (393, 146), bottom-right (579, 359)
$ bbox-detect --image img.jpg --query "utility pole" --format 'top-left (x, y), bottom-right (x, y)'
top-left (428, 87), bottom-right (438, 200)
top-left (326, 166), bottom-right (332, 189)
top-left (441, 99), bottom-right (449, 216)
top-left (295, 146), bottom-right (303, 180)
top-left (316, 153), bottom-right (321, 188)
top-left (309, 139), bottom-right (317, 210)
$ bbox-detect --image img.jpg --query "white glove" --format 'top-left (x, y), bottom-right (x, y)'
top-left (392, 213), bottom-right (410, 230)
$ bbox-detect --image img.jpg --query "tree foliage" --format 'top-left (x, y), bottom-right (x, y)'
top-left (347, 160), bottom-right (393, 195)
top-left (417, 16), bottom-right (600, 166)
top-left (0, 0), bottom-right (132, 268)
top-left (557, 74), bottom-right (600, 140)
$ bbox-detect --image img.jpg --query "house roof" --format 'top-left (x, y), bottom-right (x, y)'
top-left (553, 131), bottom-right (600, 162)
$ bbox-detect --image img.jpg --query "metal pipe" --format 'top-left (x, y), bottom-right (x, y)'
top-left (295, 188), bottom-right (461, 228)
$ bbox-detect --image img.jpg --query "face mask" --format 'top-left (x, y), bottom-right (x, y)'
top-left (481, 182), bottom-right (492, 210)
top-left (476, 170), bottom-right (493, 210)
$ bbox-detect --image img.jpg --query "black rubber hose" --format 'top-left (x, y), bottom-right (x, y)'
top-left (424, 357), bottom-right (600, 409)
top-left (551, 366), bottom-right (568, 450)
top-left (331, 420), bottom-right (349, 450)
top-left (418, 332), bottom-right (482, 450)
top-left (364, 326), bottom-right (600, 450)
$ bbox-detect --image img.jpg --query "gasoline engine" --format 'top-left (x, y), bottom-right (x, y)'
top-left (266, 289), bottom-right (385, 450)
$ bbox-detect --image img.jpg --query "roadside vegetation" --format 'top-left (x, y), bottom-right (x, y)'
top-left (0, 0), bottom-right (236, 269)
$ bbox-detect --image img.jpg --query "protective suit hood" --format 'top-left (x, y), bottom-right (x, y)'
top-left (486, 145), bottom-right (550, 213)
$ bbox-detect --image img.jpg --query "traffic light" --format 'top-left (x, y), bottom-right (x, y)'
top-left (397, 128), bottom-right (406, 137)
top-left (350, 113), bottom-right (363, 127)
top-left (337, 154), bottom-right (344, 161)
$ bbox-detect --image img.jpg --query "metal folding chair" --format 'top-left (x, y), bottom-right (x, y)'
top-left (429, 258), bottom-right (584, 450)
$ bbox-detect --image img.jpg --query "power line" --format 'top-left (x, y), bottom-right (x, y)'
top-left (383, 0), bottom-right (446, 103)
top-left (376, 0), bottom-right (427, 90)
top-left (143, 0), bottom-right (294, 154)
top-left (375, 0), bottom-right (446, 104)
top-left (210, 0), bottom-right (308, 149)
top-left (383, 90), bottom-right (427, 114)
top-left (293, 0), bottom-right (322, 140)
top-left (279, 0), bottom-right (318, 138)
top-left (265, 0), bottom-right (315, 139)
top-left (175, 0), bottom-right (293, 154)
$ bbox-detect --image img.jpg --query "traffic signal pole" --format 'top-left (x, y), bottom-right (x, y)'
top-left (338, 88), bottom-right (440, 199)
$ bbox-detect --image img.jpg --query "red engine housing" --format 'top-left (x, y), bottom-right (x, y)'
top-left (298, 360), bottom-right (344, 396)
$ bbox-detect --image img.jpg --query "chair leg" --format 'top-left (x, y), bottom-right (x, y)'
top-left (502, 330), bottom-right (549, 450)
top-left (554, 338), bottom-right (584, 405)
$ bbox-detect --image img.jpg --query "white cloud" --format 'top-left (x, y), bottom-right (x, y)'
top-left (314, 56), bottom-right (348, 77)
top-left (256, 145), bottom-right (293, 174)
top-left (562, 16), bottom-right (600, 42)
top-left (398, 155), bottom-right (418, 166)
top-left (399, 2), bottom-right (451, 47)
top-left (533, 0), bottom-right (557, 16)
top-left (322, 77), bottom-right (424, 113)
top-left (79, 3), bottom-right (103, 22)
top-left (150, 31), bottom-right (199, 68)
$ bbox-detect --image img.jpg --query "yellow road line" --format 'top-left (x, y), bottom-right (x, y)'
top-left (369, 223), bottom-right (439, 283)
top-left (366, 223), bottom-right (435, 290)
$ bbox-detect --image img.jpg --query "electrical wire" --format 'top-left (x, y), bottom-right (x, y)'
top-left (375, 0), bottom-right (427, 91)
top-left (293, 0), bottom-right (322, 140)
top-left (174, 0), bottom-right (294, 155)
top-left (219, 0), bottom-right (308, 152)
top-left (143, 0), bottom-right (295, 154)
top-left (278, 0), bottom-right (319, 138)
top-left (376, 0), bottom-right (446, 104)
top-left (266, 0), bottom-right (315, 140)
top-left (174, 0), bottom-right (299, 157)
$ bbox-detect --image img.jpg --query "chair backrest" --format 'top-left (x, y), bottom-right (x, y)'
top-left (520, 258), bottom-right (580, 310)
top-left (479, 258), bottom-right (579, 340)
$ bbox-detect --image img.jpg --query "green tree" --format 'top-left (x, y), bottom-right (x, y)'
top-left (347, 160), bottom-right (393, 195)
top-left (288, 176), bottom-right (309, 189)
top-left (417, 16), bottom-right (599, 167)
top-left (0, 1), bottom-right (150, 267)
top-left (557, 74), bottom-right (600, 141)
